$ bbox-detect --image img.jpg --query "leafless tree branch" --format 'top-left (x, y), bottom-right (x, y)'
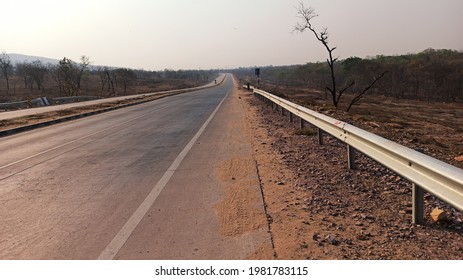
top-left (346, 71), bottom-right (388, 112)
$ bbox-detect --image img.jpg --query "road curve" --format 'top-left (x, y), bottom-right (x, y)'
top-left (0, 74), bottom-right (271, 259)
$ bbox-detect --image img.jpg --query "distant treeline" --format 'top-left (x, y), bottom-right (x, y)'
top-left (234, 49), bottom-right (463, 102)
top-left (0, 53), bottom-right (217, 102)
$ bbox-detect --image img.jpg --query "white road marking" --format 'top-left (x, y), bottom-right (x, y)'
top-left (97, 84), bottom-right (231, 260)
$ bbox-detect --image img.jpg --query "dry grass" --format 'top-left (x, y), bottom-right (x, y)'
top-left (0, 75), bottom-right (203, 103)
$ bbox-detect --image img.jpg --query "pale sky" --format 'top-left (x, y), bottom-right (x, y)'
top-left (1, 0), bottom-right (462, 70)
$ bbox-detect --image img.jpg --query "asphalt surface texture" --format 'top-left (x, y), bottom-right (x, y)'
top-left (0, 74), bottom-right (271, 259)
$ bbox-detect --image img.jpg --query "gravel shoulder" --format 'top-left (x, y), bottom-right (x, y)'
top-left (238, 85), bottom-right (463, 260)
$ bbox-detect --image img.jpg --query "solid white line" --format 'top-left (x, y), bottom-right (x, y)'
top-left (97, 81), bottom-right (231, 260)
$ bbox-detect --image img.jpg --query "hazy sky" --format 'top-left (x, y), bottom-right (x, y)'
top-left (1, 0), bottom-right (462, 70)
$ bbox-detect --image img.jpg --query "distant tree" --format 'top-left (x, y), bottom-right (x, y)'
top-left (107, 68), bottom-right (116, 94)
top-left (28, 60), bottom-right (48, 91)
top-left (48, 64), bottom-right (63, 93)
top-left (76, 55), bottom-right (91, 91)
top-left (49, 56), bottom-right (91, 96)
top-left (57, 57), bottom-right (79, 96)
top-left (96, 66), bottom-right (109, 91)
top-left (0, 52), bottom-right (13, 92)
top-left (114, 68), bottom-right (137, 94)
top-left (16, 62), bottom-right (33, 89)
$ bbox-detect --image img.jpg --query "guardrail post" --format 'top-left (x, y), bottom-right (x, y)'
top-left (300, 118), bottom-right (305, 129)
top-left (412, 184), bottom-right (424, 224)
top-left (317, 128), bottom-right (324, 145)
top-left (347, 145), bottom-right (356, 169)
top-left (289, 112), bottom-right (293, 123)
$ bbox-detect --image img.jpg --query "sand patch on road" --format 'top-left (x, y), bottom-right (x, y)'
top-left (214, 157), bottom-right (267, 237)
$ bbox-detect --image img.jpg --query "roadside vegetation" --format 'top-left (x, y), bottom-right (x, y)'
top-left (233, 48), bottom-right (463, 168)
top-left (0, 53), bottom-right (217, 103)
top-left (235, 48), bottom-right (463, 106)
top-left (234, 2), bottom-right (462, 110)
top-left (232, 4), bottom-right (463, 169)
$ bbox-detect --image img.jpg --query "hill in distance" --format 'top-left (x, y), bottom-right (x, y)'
top-left (6, 53), bottom-right (119, 71)
top-left (7, 53), bottom-right (60, 65)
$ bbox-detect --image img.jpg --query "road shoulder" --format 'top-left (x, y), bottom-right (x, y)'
top-left (114, 77), bottom-right (274, 259)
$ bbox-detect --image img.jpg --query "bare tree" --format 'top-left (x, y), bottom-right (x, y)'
top-left (294, 2), bottom-right (387, 111)
top-left (48, 63), bottom-right (63, 93)
top-left (76, 55), bottom-right (91, 91)
top-left (16, 62), bottom-right (33, 89)
top-left (105, 67), bottom-right (116, 94)
top-left (294, 3), bottom-right (354, 108)
top-left (0, 52), bottom-right (13, 92)
top-left (97, 66), bottom-right (108, 91)
top-left (29, 60), bottom-right (48, 91)
top-left (114, 68), bottom-right (137, 95)
top-left (57, 57), bottom-right (79, 96)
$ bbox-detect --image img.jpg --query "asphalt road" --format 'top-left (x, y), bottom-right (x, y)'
top-left (0, 75), bottom-right (224, 121)
top-left (0, 74), bottom-right (271, 259)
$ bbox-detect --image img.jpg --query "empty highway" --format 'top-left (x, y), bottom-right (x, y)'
top-left (0, 74), bottom-right (271, 259)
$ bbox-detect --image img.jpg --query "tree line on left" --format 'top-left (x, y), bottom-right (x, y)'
top-left (0, 52), bottom-right (215, 102)
top-left (0, 53), bottom-right (136, 98)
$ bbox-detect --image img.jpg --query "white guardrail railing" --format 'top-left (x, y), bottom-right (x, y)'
top-left (249, 86), bottom-right (463, 224)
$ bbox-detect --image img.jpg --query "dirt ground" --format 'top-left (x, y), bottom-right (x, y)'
top-left (0, 75), bottom-right (206, 103)
top-left (236, 83), bottom-right (463, 260)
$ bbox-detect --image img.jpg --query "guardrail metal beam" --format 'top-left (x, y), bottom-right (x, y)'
top-left (250, 87), bottom-right (463, 223)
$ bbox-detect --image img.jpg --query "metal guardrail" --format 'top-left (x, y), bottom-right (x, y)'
top-left (0, 96), bottom-right (99, 110)
top-left (51, 96), bottom-right (100, 105)
top-left (0, 100), bottom-right (30, 110)
top-left (249, 86), bottom-right (463, 223)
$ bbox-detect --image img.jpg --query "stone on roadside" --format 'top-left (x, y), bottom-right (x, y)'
top-left (387, 123), bottom-right (404, 129)
top-left (325, 235), bottom-right (339, 246)
top-left (430, 208), bottom-right (448, 223)
top-left (369, 122), bottom-right (380, 128)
